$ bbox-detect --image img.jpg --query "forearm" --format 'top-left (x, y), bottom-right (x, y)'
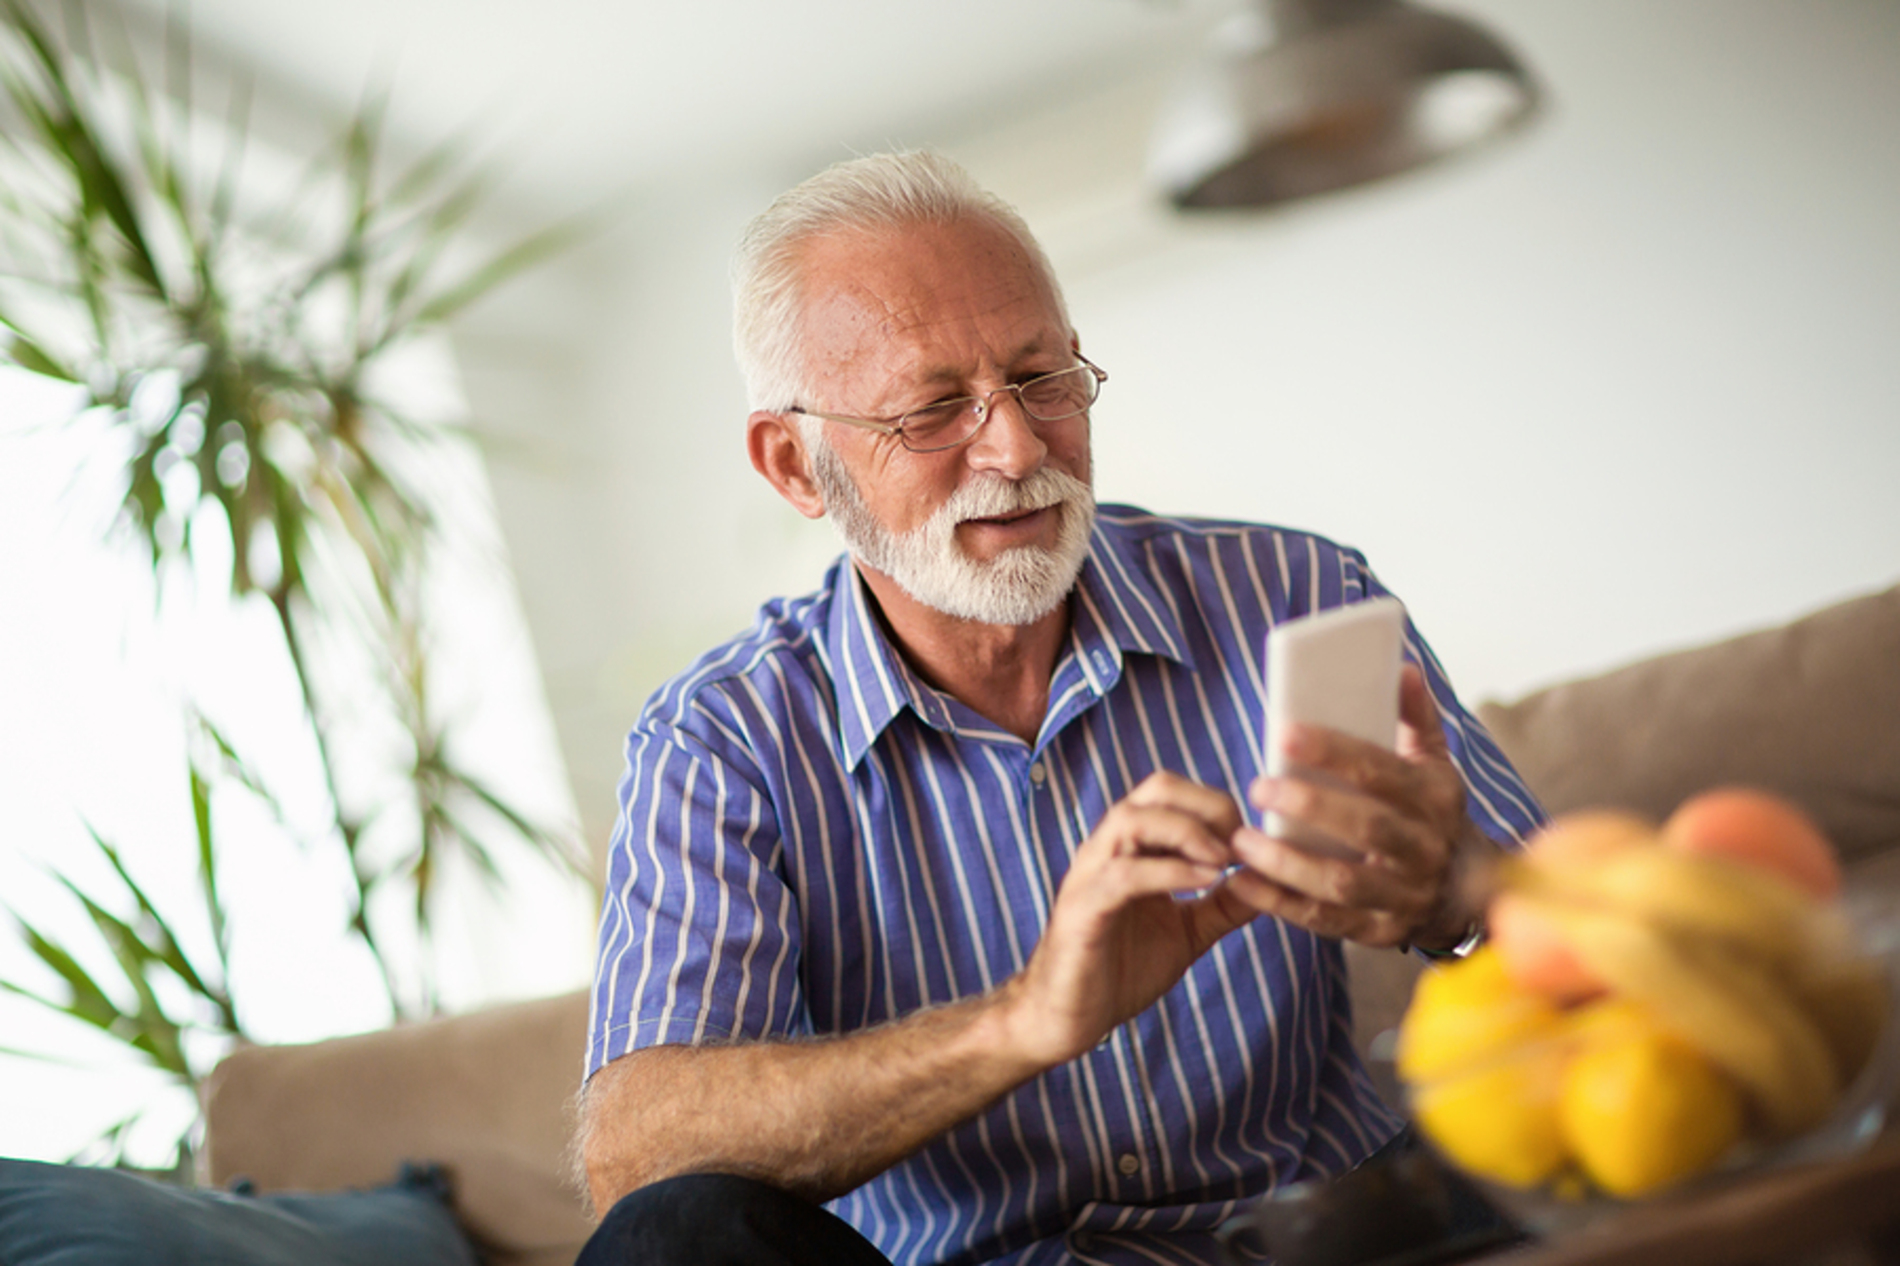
top-left (581, 983), bottom-right (1048, 1211)
top-left (582, 773), bottom-right (1249, 1213)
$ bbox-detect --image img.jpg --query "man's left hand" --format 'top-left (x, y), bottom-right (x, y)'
top-left (1227, 664), bottom-right (1487, 950)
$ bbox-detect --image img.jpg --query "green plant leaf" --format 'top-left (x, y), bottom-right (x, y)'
top-left (85, 821), bottom-right (237, 1033)
top-left (441, 758), bottom-right (583, 878)
top-left (5, 912), bottom-right (129, 1037)
top-left (3, 0), bottom-right (168, 298)
top-left (409, 214), bottom-right (591, 329)
top-left (55, 877), bottom-right (191, 1077)
top-left (0, 321), bottom-right (78, 381)
top-left (201, 74), bottom-right (252, 258)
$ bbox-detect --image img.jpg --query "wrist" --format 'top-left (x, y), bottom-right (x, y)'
top-left (1408, 818), bottom-right (1496, 957)
top-left (988, 972), bottom-right (1097, 1073)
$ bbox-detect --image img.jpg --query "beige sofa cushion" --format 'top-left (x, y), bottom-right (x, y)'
top-left (1477, 583), bottom-right (1900, 868)
top-left (202, 991), bottom-right (593, 1266)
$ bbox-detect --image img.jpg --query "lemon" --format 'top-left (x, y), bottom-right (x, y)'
top-left (1411, 1040), bottom-right (1572, 1189)
top-left (1395, 945), bottom-right (1567, 1083)
top-left (1558, 1019), bottom-right (1746, 1197)
top-left (1398, 946), bottom-right (1578, 1189)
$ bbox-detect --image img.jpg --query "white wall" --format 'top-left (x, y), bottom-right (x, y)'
top-left (457, 0), bottom-right (1900, 860)
top-left (980, 0), bottom-right (1900, 698)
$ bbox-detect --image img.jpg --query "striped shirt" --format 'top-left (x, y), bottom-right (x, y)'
top-left (588, 505), bottom-right (1546, 1266)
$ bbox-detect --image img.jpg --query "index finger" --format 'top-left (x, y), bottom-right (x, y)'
top-left (1124, 770), bottom-right (1244, 837)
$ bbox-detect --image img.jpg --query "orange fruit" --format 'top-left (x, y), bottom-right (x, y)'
top-left (1661, 787), bottom-right (1840, 900)
top-left (1488, 891), bottom-right (1605, 1004)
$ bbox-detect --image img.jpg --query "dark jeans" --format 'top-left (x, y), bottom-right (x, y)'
top-left (577, 1173), bottom-right (892, 1266)
top-left (578, 1134), bottom-right (1524, 1266)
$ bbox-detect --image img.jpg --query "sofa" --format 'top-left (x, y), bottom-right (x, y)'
top-left (195, 582), bottom-right (1900, 1266)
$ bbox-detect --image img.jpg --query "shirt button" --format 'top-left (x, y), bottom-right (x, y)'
top-left (1117, 1153), bottom-right (1141, 1176)
top-left (1029, 761), bottom-right (1046, 785)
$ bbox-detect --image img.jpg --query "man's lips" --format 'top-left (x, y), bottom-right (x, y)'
top-left (965, 504), bottom-right (1056, 528)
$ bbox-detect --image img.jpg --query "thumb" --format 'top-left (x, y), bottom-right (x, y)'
top-left (1396, 663), bottom-right (1448, 762)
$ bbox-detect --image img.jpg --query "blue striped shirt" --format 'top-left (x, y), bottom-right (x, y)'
top-left (588, 506), bottom-right (1546, 1266)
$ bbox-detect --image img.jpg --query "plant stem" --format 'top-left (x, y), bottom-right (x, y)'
top-left (267, 580), bottom-right (411, 1018)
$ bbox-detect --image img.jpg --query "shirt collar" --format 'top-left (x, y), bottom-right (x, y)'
top-left (824, 559), bottom-right (950, 769)
top-left (822, 511), bottom-right (1196, 770)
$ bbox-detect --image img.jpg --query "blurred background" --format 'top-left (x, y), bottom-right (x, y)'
top-left (2, 0), bottom-right (1896, 1164)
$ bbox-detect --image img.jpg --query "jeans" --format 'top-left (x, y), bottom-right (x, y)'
top-left (576, 1172), bottom-right (892, 1266)
top-left (577, 1132), bottom-right (1525, 1266)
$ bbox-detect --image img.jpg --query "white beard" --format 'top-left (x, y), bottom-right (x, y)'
top-left (805, 436), bottom-right (1096, 626)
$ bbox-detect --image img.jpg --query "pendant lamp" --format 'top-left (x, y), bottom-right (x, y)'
top-left (1149, 0), bottom-right (1541, 209)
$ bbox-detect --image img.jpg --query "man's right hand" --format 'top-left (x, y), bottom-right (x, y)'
top-left (999, 771), bottom-right (1259, 1065)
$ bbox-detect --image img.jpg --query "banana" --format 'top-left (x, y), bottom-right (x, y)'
top-left (1513, 892), bottom-right (1841, 1139)
top-left (1507, 846), bottom-right (1824, 974)
top-left (1788, 949), bottom-right (1890, 1088)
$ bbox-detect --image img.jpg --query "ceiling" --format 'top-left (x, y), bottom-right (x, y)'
top-left (113, 0), bottom-right (1234, 212)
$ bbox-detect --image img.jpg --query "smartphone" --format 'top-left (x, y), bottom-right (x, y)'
top-left (1263, 597), bottom-right (1407, 858)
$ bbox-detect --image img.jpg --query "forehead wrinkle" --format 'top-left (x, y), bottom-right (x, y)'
top-left (859, 280), bottom-right (1068, 393)
top-left (795, 219), bottom-right (1070, 411)
top-left (892, 326), bottom-right (1073, 394)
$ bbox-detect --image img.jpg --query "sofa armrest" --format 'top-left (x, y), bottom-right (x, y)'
top-left (201, 990), bottom-right (594, 1266)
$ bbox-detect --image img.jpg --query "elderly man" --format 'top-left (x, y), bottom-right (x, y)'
top-left (577, 150), bottom-right (1544, 1266)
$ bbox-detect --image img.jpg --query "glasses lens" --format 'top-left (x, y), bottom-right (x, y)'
top-left (1018, 365), bottom-right (1100, 420)
top-left (899, 399), bottom-right (983, 452)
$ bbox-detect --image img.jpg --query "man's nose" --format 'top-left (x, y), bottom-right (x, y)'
top-left (964, 389), bottom-right (1047, 477)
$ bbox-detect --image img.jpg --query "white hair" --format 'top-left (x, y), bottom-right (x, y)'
top-left (804, 435), bottom-right (1095, 625)
top-left (730, 149), bottom-right (1070, 411)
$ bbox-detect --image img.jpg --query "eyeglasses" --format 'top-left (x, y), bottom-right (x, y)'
top-left (789, 355), bottom-right (1106, 454)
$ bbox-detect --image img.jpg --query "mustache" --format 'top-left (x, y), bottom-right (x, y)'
top-left (946, 468), bottom-right (1092, 522)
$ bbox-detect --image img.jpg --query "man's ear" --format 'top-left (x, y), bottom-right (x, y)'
top-left (747, 410), bottom-right (827, 520)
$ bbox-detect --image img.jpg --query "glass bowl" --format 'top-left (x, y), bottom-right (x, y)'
top-left (1405, 897), bottom-right (1900, 1239)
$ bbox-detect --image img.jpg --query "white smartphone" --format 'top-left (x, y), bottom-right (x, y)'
top-left (1263, 597), bottom-right (1407, 858)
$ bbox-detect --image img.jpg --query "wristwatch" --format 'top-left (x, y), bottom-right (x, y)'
top-left (1409, 920), bottom-right (1486, 961)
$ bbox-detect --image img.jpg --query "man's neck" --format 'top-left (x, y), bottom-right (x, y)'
top-left (853, 563), bottom-right (1069, 747)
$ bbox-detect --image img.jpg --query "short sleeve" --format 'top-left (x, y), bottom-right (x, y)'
top-left (1358, 562), bottom-right (1548, 848)
top-left (586, 717), bottom-right (807, 1077)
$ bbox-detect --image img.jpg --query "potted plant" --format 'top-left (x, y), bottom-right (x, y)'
top-left (0, 0), bottom-right (587, 1172)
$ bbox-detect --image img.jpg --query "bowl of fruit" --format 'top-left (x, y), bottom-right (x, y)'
top-left (1395, 787), bottom-right (1897, 1235)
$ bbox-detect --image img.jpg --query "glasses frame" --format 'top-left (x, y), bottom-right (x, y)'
top-left (787, 355), bottom-right (1106, 454)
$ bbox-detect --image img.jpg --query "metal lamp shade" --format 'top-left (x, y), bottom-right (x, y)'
top-left (1150, 0), bottom-right (1541, 210)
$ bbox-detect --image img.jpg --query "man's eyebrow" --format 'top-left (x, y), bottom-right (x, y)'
top-left (901, 338), bottom-right (1073, 389)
